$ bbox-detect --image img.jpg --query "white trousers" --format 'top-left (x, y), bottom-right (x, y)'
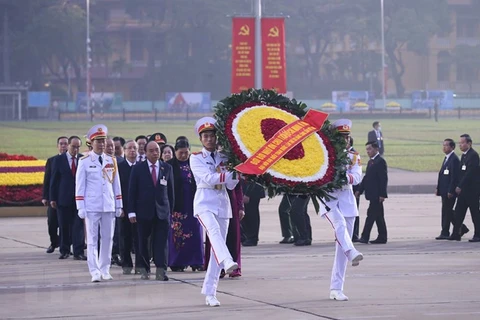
top-left (197, 211), bottom-right (232, 296)
top-left (85, 211), bottom-right (115, 277)
top-left (323, 208), bottom-right (356, 291)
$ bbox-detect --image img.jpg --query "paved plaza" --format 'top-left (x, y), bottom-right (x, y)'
top-left (1, 189), bottom-right (480, 319)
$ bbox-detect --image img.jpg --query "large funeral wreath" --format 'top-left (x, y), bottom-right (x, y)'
top-left (214, 89), bottom-right (350, 212)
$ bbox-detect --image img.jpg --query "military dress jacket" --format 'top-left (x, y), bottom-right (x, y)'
top-left (190, 148), bottom-right (239, 219)
top-left (75, 152), bottom-right (122, 212)
top-left (323, 150), bottom-right (362, 217)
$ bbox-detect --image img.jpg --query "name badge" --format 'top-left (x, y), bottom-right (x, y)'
top-left (443, 169), bottom-right (449, 175)
top-left (462, 165), bottom-right (467, 171)
top-left (160, 177), bottom-right (167, 186)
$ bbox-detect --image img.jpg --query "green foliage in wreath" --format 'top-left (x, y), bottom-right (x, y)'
top-left (214, 89), bottom-right (350, 213)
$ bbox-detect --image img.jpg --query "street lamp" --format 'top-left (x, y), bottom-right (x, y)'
top-left (380, 0), bottom-right (386, 108)
top-left (86, 0), bottom-right (91, 116)
top-left (254, 0), bottom-right (262, 89)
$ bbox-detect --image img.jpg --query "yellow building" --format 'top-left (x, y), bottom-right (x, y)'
top-left (49, 0), bottom-right (480, 100)
top-left (318, 0), bottom-right (480, 97)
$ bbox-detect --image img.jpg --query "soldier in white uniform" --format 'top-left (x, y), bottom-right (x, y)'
top-left (321, 119), bottom-right (363, 301)
top-left (75, 124), bottom-right (123, 282)
top-left (190, 117), bottom-right (239, 307)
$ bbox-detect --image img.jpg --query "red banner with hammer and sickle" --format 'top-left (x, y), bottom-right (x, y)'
top-left (261, 17), bottom-right (286, 93)
top-left (231, 17), bottom-right (256, 93)
top-left (235, 110), bottom-right (328, 175)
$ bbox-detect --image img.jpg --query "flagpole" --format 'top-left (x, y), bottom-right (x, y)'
top-left (254, 0), bottom-right (262, 89)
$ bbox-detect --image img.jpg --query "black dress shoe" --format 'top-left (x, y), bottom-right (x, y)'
top-left (242, 240), bottom-right (258, 247)
top-left (111, 254), bottom-right (122, 266)
top-left (369, 239), bottom-right (387, 244)
top-left (293, 239), bottom-right (309, 246)
top-left (156, 269), bottom-right (169, 281)
top-left (357, 238), bottom-right (369, 244)
top-left (468, 237), bottom-right (480, 242)
top-left (279, 236), bottom-right (295, 244)
top-left (73, 254), bottom-right (87, 261)
top-left (59, 253), bottom-right (69, 259)
top-left (191, 265), bottom-right (204, 272)
top-left (170, 266), bottom-right (185, 272)
top-left (352, 237), bottom-right (360, 243)
top-left (46, 245), bottom-right (55, 253)
top-left (448, 234), bottom-right (461, 241)
top-left (140, 273), bottom-right (150, 280)
top-left (156, 274), bottom-right (169, 281)
top-left (122, 268), bottom-right (133, 275)
top-left (435, 234), bottom-right (450, 240)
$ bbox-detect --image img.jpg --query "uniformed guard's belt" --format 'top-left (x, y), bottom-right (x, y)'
top-left (197, 184), bottom-right (224, 190)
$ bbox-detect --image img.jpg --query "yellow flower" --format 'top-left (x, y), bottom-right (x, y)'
top-left (232, 105), bottom-right (329, 182)
top-left (0, 160), bottom-right (46, 167)
top-left (0, 172), bottom-right (44, 186)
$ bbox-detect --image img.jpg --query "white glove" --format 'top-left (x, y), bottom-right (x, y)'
top-left (115, 208), bottom-right (123, 218)
top-left (78, 209), bottom-right (86, 219)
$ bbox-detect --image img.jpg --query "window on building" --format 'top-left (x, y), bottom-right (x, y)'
top-left (456, 64), bottom-right (476, 81)
top-left (130, 36), bottom-right (144, 62)
top-left (437, 51), bottom-right (451, 82)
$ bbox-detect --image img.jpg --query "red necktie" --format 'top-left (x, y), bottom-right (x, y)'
top-left (71, 157), bottom-right (77, 176)
top-left (151, 164), bottom-right (157, 186)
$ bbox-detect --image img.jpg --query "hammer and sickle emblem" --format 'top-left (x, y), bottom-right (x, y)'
top-left (268, 26), bottom-right (279, 37)
top-left (238, 25), bottom-right (250, 36)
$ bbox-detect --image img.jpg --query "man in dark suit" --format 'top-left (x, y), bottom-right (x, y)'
top-left (50, 136), bottom-right (86, 260)
top-left (128, 141), bottom-right (174, 281)
top-left (367, 121), bottom-right (384, 155)
top-left (135, 135), bottom-right (148, 162)
top-left (118, 139), bottom-right (139, 274)
top-left (356, 141), bottom-right (388, 244)
top-left (435, 139), bottom-right (468, 239)
top-left (42, 136), bottom-right (68, 253)
top-left (113, 136), bottom-right (125, 159)
top-left (450, 134), bottom-right (480, 242)
top-left (241, 181), bottom-right (265, 246)
top-left (106, 137), bottom-right (123, 266)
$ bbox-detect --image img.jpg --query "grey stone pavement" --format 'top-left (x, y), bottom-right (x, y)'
top-left (1, 170), bottom-right (480, 320)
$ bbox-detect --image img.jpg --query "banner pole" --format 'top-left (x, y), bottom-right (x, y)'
top-left (254, 0), bottom-right (262, 89)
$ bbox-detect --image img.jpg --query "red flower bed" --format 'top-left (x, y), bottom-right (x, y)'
top-left (0, 185), bottom-right (43, 206)
top-left (0, 153), bottom-right (43, 207)
top-left (0, 153), bottom-right (37, 161)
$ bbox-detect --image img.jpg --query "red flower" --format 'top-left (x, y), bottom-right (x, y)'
top-left (0, 153), bottom-right (37, 161)
top-left (0, 185), bottom-right (43, 206)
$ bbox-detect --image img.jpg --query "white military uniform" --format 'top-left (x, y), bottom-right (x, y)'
top-left (321, 119), bottom-right (363, 294)
top-left (190, 118), bottom-right (239, 299)
top-left (75, 125), bottom-right (122, 280)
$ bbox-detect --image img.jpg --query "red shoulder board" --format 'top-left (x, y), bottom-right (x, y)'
top-left (191, 151), bottom-right (202, 155)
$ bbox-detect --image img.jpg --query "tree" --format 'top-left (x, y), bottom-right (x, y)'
top-left (272, 0), bottom-right (363, 96)
top-left (357, 0), bottom-right (451, 97)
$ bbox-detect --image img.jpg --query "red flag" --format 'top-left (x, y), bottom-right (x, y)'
top-left (231, 17), bottom-right (256, 93)
top-left (261, 17), bottom-right (287, 93)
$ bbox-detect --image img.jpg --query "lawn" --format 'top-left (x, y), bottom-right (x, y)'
top-left (1, 118), bottom-right (479, 172)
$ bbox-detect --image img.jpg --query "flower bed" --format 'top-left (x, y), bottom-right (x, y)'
top-left (214, 89), bottom-right (349, 212)
top-left (0, 153), bottom-right (45, 206)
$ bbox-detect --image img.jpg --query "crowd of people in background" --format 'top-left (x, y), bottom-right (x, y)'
top-left (40, 118), bottom-right (480, 304)
top-left (41, 121), bottom-right (264, 290)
